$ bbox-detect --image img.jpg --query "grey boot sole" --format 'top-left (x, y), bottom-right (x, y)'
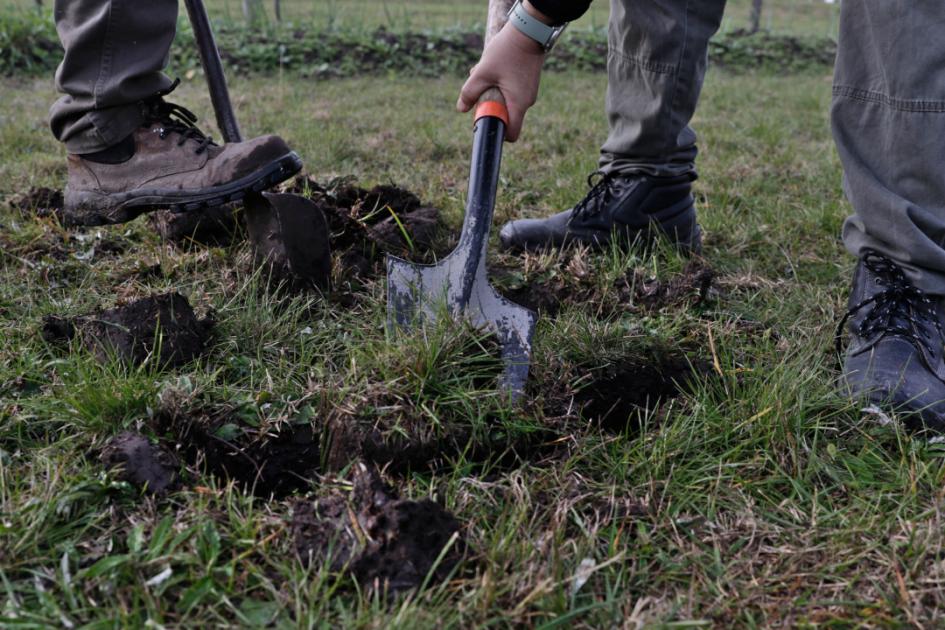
top-left (62, 152), bottom-right (303, 227)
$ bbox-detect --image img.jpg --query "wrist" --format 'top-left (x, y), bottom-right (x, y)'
top-left (506, 0), bottom-right (568, 53)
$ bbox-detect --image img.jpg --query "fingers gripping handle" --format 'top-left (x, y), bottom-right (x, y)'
top-left (475, 0), bottom-right (514, 124)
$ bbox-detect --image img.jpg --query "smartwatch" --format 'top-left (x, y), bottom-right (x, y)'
top-left (507, 0), bottom-right (569, 53)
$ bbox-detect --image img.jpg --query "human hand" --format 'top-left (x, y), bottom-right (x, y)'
top-left (456, 16), bottom-right (547, 142)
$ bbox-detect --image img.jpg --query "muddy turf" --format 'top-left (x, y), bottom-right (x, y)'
top-left (4, 72), bottom-right (945, 627)
top-left (6, 175), bottom-right (719, 598)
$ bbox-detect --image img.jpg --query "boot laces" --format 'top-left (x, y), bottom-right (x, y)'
top-left (835, 251), bottom-right (943, 360)
top-left (141, 79), bottom-right (215, 155)
top-left (573, 171), bottom-right (622, 220)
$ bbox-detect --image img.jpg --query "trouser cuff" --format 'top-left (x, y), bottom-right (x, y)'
top-left (61, 103), bottom-right (146, 154)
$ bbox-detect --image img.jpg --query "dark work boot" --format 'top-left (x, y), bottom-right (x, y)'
top-left (63, 83), bottom-right (301, 226)
top-left (499, 171), bottom-right (701, 254)
top-left (839, 250), bottom-right (945, 431)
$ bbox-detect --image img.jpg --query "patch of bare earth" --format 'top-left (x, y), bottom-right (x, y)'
top-left (42, 293), bottom-right (214, 368)
top-left (291, 462), bottom-right (466, 595)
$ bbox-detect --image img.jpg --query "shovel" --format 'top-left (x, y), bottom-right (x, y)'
top-left (183, 0), bottom-right (331, 290)
top-left (386, 0), bottom-right (537, 399)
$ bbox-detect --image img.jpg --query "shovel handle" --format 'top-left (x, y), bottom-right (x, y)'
top-left (183, 0), bottom-right (243, 143)
top-left (474, 0), bottom-right (514, 124)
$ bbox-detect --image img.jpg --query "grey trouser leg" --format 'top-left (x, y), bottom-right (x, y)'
top-left (834, 1), bottom-right (945, 295)
top-left (599, 0), bottom-right (727, 178)
top-left (49, 0), bottom-right (178, 154)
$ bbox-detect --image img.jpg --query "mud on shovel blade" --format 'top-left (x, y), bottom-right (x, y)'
top-left (183, 0), bottom-right (330, 290)
top-left (387, 109), bottom-right (536, 399)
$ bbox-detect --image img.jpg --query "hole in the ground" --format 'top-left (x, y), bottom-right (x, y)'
top-left (574, 353), bottom-right (713, 433)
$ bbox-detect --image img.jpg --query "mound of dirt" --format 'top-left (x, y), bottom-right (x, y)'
top-left (7, 187), bottom-right (63, 220)
top-left (574, 352), bottom-right (713, 432)
top-left (10, 178), bottom-right (443, 283)
top-left (100, 431), bottom-right (179, 495)
top-left (154, 405), bottom-right (320, 498)
top-left (628, 261), bottom-right (716, 310)
top-left (148, 206), bottom-right (242, 245)
top-left (292, 462), bottom-right (466, 594)
top-left (286, 177), bottom-right (443, 277)
top-left (41, 293), bottom-right (213, 367)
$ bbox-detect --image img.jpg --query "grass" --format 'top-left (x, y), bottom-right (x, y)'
top-left (4, 45), bottom-right (945, 629)
top-left (7, 0), bottom-right (840, 37)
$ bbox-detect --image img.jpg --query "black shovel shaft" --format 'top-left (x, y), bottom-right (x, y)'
top-left (456, 114), bottom-right (505, 305)
top-left (183, 0), bottom-right (243, 143)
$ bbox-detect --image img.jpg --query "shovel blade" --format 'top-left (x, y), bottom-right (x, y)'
top-left (244, 192), bottom-right (332, 290)
top-left (387, 253), bottom-right (536, 398)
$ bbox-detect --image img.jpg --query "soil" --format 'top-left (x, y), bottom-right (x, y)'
top-left (285, 177), bottom-right (443, 278)
top-left (628, 261), bottom-right (716, 310)
top-left (148, 206), bottom-right (242, 245)
top-left (501, 282), bottom-right (568, 317)
top-left (7, 187), bottom-right (64, 220)
top-left (42, 293), bottom-right (214, 368)
top-left (12, 178), bottom-right (444, 284)
top-left (323, 414), bottom-right (560, 476)
top-left (291, 462), bottom-right (466, 594)
top-left (495, 260), bottom-right (716, 319)
top-left (153, 405), bottom-right (321, 498)
top-left (573, 351), bottom-right (714, 433)
top-left (100, 431), bottom-right (179, 495)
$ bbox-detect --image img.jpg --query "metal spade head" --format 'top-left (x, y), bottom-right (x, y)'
top-left (244, 192), bottom-right (332, 290)
top-left (388, 251), bottom-right (536, 396)
top-left (386, 113), bottom-right (536, 399)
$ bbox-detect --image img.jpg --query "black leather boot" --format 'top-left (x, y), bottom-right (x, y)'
top-left (839, 250), bottom-right (945, 431)
top-left (499, 171), bottom-right (701, 254)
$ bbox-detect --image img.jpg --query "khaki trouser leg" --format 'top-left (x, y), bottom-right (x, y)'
top-left (834, 1), bottom-right (945, 295)
top-left (49, 0), bottom-right (178, 154)
top-left (599, 0), bottom-right (727, 178)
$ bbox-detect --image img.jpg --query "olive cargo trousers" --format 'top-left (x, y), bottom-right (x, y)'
top-left (600, 0), bottom-right (945, 291)
top-left (832, 1), bottom-right (945, 294)
top-left (49, 0), bottom-right (178, 154)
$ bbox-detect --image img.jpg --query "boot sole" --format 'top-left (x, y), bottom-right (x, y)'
top-left (62, 152), bottom-right (304, 227)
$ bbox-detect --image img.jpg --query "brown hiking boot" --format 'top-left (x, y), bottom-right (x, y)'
top-left (63, 93), bottom-right (302, 226)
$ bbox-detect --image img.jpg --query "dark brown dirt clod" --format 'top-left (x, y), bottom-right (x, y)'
top-left (155, 406), bottom-right (320, 498)
top-left (284, 177), bottom-right (444, 278)
top-left (148, 206), bottom-right (242, 245)
top-left (100, 431), bottom-right (179, 494)
top-left (8, 187), bottom-right (64, 220)
top-left (41, 293), bottom-right (213, 368)
top-left (292, 463), bottom-right (466, 594)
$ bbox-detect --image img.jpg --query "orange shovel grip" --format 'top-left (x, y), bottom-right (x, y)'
top-left (475, 101), bottom-right (510, 128)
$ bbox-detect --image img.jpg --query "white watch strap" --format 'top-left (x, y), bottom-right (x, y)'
top-left (508, 1), bottom-right (557, 50)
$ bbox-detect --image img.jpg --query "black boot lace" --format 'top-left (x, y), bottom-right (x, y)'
top-left (140, 79), bottom-right (215, 155)
top-left (835, 251), bottom-right (944, 360)
top-left (573, 171), bottom-right (621, 220)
